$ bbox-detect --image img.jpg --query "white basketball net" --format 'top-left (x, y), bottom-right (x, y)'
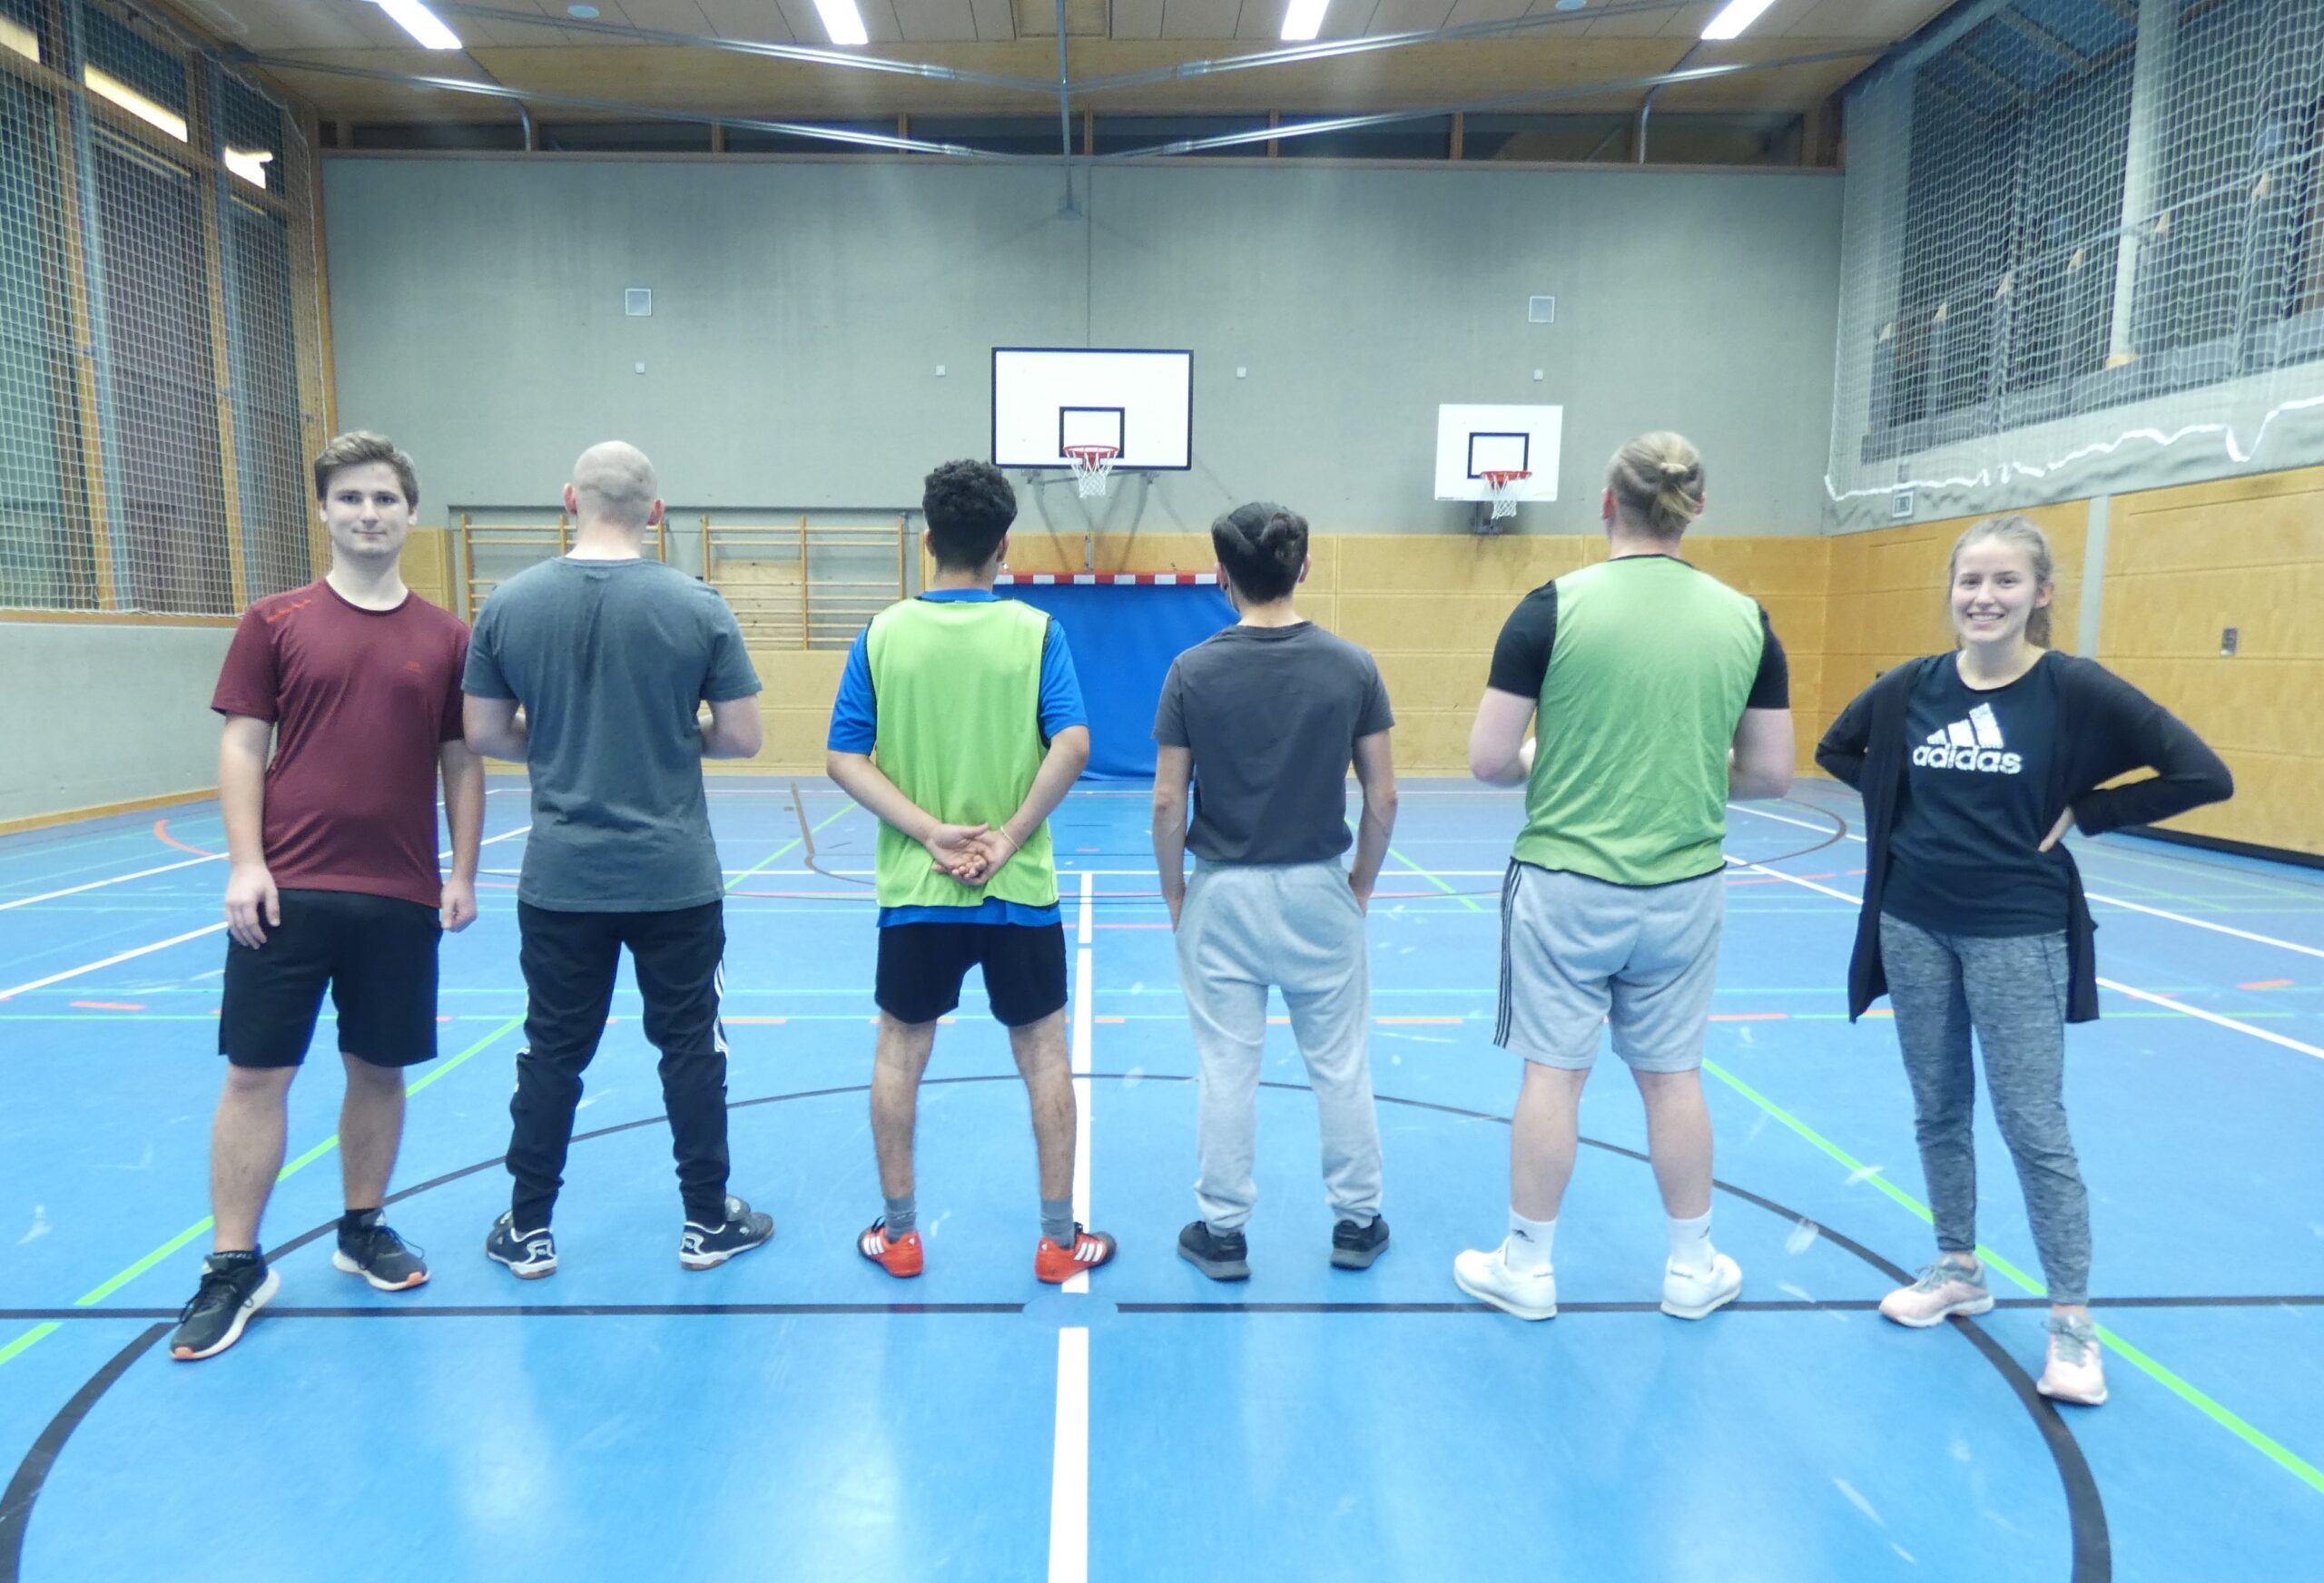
top-left (1065, 446), bottom-right (1118, 499)
top-left (1483, 470), bottom-right (1528, 521)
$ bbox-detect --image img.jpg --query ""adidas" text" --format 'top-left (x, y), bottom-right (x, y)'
top-left (1911, 742), bottom-right (2024, 774)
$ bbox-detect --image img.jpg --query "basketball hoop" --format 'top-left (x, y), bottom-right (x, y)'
top-left (1481, 469), bottom-right (1530, 521)
top-left (1064, 444), bottom-right (1118, 499)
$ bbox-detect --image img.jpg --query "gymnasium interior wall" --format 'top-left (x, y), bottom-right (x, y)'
top-left (321, 155), bottom-right (1844, 538)
top-left (0, 622), bottom-right (234, 829)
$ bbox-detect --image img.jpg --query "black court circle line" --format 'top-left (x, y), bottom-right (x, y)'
top-left (2, 1073), bottom-right (2105, 1583)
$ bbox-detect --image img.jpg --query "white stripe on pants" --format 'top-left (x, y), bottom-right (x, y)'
top-left (1175, 860), bottom-right (1384, 1231)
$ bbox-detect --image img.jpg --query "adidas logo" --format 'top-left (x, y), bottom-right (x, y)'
top-left (1911, 703), bottom-right (2024, 774)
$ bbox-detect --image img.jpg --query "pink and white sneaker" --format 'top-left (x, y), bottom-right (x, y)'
top-left (1878, 1257), bottom-right (1994, 1328)
top-left (2038, 1315), bottom-right (2108, 1406)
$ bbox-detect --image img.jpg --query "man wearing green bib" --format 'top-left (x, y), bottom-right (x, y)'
top-left (826, 459), bottom-right (1116, 1284)
top-left (1453, 432), bottom-right (1795, 1323)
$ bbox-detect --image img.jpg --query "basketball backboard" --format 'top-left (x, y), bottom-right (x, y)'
top-left (993, 348), bottom-right (1194, 472)
top-left (1434, 404), bottom-right (1562, 503)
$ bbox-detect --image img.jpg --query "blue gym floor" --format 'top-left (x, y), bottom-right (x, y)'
top-left (1, 776), bottom-right (2319, 1582)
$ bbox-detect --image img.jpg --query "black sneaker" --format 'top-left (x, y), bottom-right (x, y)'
top-left (1331, 1214), bottom-right (1390, 1270)
top-left (332, 1210), bottom-right (429, 1291)
top-left (1177, 1220), bottom-right (1250, 1282)
top-left (680, 1195), bottom-right (774, 1270)
top-left (484, 1212), bottom-right (557, 1279)
top-left (170, 1253), bottom-right (280, 1362)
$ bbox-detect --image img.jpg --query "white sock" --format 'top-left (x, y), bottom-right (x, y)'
top-left (1505, 1211), bottom-right (1556, 1273)
top-left (1669, 1210), bottom-right (1715, 1274)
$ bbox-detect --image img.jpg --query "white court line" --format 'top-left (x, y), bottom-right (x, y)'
top-left (0, 923), bottom-right (229, 1000)
top-left (0, 825), bottom-right (531, 1001)
top-left (1728, 859), bottom-right (2324, 1065)
top-left (0, 852), bottom-right (223, 912)
top-left (1066, 870), bottom-right (1095, 1295)
top-left (1728, 801), bottom-right (2324, 963)
top-left (1047, 1325), bottom-right (1089, 1583)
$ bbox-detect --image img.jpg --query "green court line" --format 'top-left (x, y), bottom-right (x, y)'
top-left (1387, 843), bottom-right (1486, 914)
top-left (0, 1011), bottom-right (528, 1370)
top-left (1700, 1057), bottom-right (2324, 1497)
top-left (725, 802), bottom-right (854, 892)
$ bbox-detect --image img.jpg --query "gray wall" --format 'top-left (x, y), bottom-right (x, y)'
top-left (324, 155), bottom-right (1842, 536)
top-left (0, 624), bottom-right (231, 821)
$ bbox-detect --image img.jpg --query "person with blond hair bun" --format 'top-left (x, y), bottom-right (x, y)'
top-left (1817, 513), bottom-right (2231, 1406)
top-left (1456, 432), bottom-right (1794, 1324)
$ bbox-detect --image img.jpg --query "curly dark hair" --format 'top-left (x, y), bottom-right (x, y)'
top-left (922, 459), bottom-right (1018, 571)
top-left (1210, 501), bottom-right (1307, 604)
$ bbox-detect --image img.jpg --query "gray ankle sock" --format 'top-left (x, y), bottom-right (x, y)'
top-left (883, 1194), bottom-right (917, 1237)
top-left (1040, 1197), bottom-right (1074, 1244)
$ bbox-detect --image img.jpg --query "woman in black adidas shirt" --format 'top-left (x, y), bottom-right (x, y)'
top-left (1818, 515), bottom-right (2230, 1408)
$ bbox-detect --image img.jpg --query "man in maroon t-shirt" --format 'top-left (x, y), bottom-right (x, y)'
top-left (169, 432), bottom-right (485, 1362)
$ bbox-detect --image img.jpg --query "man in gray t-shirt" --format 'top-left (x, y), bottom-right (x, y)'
top-left (462, 440), bottom-right (774, 1279)
top-left (1152, 501), bottom-right (1400, 1283)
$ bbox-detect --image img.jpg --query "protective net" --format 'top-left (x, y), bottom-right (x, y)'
top-left (1827, 0), bottom-right (2324, 526)
top-left (0, 0), bottom-right (326, 614)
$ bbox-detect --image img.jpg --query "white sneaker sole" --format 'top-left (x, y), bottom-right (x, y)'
top-left (331, 1250), bottom-right (430, 1292)
top-left (1881, 1293), bottom-right (1995, 1329)
top-left (171, 1267), bottom-right (281, 1361)
top-left (2038, 1373), bottom-right (2109, 1406)
top-left (1661, 1258), bottom-right (1743, 1320)
top-left (1452, 1264), bottom-right (1557, 1321)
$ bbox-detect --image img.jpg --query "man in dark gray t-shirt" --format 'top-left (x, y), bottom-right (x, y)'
top-left (1156, 624), bottom-right (1393, 866)
top-left (467, 557), bottom-right (759, 910)
top-left (462, 440), bottom-right (774, 1280)
top-left (1152, 501), bottom-right (1399, 1283)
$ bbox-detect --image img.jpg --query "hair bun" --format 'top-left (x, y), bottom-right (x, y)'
top-left (1659, 461), bottom-right (1695, 483)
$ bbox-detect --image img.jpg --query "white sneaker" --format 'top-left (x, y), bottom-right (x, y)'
top-left (2037, 1315), bottom-right (2108, 1406)
top-left (1661, 1253), bottom-right (1742, 1319)
top-left (1452, 1240), bottom-right (1558, 1321)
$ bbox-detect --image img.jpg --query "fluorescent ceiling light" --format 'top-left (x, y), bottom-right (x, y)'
top-left (1281, 0), bottom-right (1328, 41)
top-left (375, 0), bottom-right (463, 51)
top-left (813, 0), bottom-right (869, 46)
top-left (85, 67), bottom-right (189, 142)
top-left (1701, 0), bottom-right (1778, 39)
top-left (225, 147), bottom-right (275, 189)
top-left (0, 14), bottom-right (39, 61)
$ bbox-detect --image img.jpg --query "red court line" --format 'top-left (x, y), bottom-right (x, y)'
top-left (1097, 922), bottom-right (1173, 929)
top-left (728, 1017), bottom-right (791, 1025)
top-left (70, 1000), bottom-right (144, 1011)
top-left (152, 819), bottom-right (219, 858)
top-left (1709, 1013), bottom-right (1788, 1022)
top-left (1378, 1016), bottom-right (1464, 1025)
top-left (2241, 978), bottom-right (2294, 990)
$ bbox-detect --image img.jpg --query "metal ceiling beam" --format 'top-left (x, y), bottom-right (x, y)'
top-left (1067, 0), bottom-right (1711, 96)
top-left (1095, 44), bottom-right (1886, 160)
top-left (425, 2), bottom-right (1059, 93)
top-left (237, 53), bottom-right (1016, 157)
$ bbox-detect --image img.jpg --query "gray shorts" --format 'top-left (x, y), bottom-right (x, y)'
top-left (1494, 861), bottom-right (1726, 1073)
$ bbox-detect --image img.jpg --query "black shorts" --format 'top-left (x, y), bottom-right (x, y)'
top-left (875, 922), bottom-right (1068, 1027)
top-left (219, 889), bottom-right (441, 1069)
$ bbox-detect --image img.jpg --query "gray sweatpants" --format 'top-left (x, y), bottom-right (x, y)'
top-left (1176, 860), bottom-right (1384, 1232)
top-left (1878, 912), bottom-right (2091, 1305)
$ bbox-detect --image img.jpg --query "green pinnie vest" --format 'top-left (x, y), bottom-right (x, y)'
top-left (865, 595), bottom-right (1060, 910)
top-left (1517, 556), bottom-right (1767, 887)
